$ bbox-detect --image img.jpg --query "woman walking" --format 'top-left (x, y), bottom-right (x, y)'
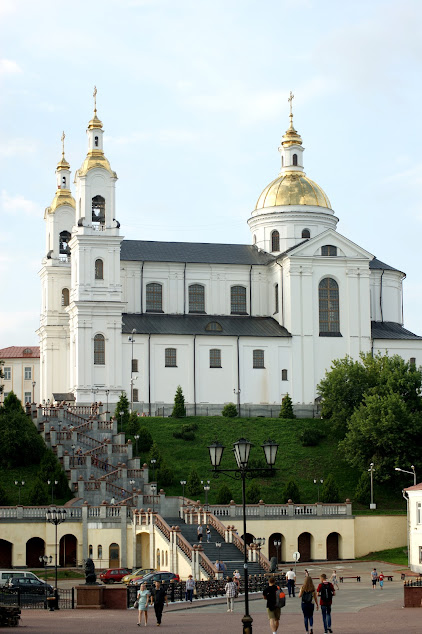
top-left (298, 575), bottom-right (319, 634)
top-left (225, 576), bottom-right (237, 612)
top-left (136, 582), bottom-right (150, 627)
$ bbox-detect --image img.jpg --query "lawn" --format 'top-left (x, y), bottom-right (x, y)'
top-left (356, 546), bottom-right (409, 566)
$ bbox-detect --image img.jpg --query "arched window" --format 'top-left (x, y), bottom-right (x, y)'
top-left (61, 288), bottom-right (69, 307)
top-left (209, 349), bottom-right (221, 368)
top-left (321, 245), bottom-right (337, 257)
top-left (95, 259), bottom-right (103, 280)
top-left (97, 545), bottom-right (102, 560)
top-left (94, 334), bottom-right (105, 365)
top-left (92, 195), bottom-right (105, 225)
top-left (62, 176), bottom-right (66, 187)
top-left (165, 348), bottom-right (177, 367)
top-left (274, 284), bottom-right (279, 314)
top-left (88, 545), bottom-right (93, 558)
top-left (319, 278), bottom-right (340, 335)
top-left (59, 230), bottom-right (71, 255)
top-left (132, 359), bottom-right (138, 372)
top-left (302, 229), bottom-right (310, 239)
top-left (253, 234), bottom-right (256, 245)
top-left (293, 154), bottom-right (298, 166)
top-left (253, 349), bottom-right (265, 368)
top-left (189, 284), bottom-right (205, 313)
top-left (146, 283), bottom-right (163, 312)
top-left (271, 230), bottom-right (280, 252)
top-left (281, 369), bottom-right (288, 381)
top-left (205, 321), bottom-right (223, 332)
top-left (281, 155), bottom-right (284, 167)
top-left (94, 136), bottom-right (99, 147)
top-left (231, 286), bottom-right (247, 314)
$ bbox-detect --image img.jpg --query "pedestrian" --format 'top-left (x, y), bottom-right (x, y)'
top-left (330, 569), bottom-right (339, 590)
top-left (371, 568), bottom-right (378, 589)
top-left (317, 573), bottom-right (335, 634)
top-left (185, 575), bottom-right (195, 602)
top-left (220, 561), bottom-right (227, 573)
top-left (263, 575), bottom-right (281, 633)
top-left (233, 570), bottom-right (241, 588)
top-left (110, 496), bottom-right (115, 505)
top-left (225, 576), bottom-right (237, 612)
top-left (150, 580), bottom-right (168, 626)
top-left (215, 560), bottom-right (220, 570)
top-left (136, 582), bottom-right (150, 627)
top-left (299, 575), bottom-right (319, 634)
top-left (379, 571), bottom-right (384, 589)
top-left (286, 567), bottom-right (296, 597)
top-left (304, 569), bottom-right (309, 577)
top-left (197, 524), bottom-right (203, 542)
top-left (206, 525), bottom-right (211, 542)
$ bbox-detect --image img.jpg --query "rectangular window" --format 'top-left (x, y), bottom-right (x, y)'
top-left (417, 502), bottom-right (422, 525)
top-left (321, 245), bottom-right (337, 256)
top-left (209, 349), bottom-right (222, 368)
top-left (419, 546), bottom-right (422, 565)
top-left (274, 284), bottom-right (279, 314)
top-left (165, 348), bottom-right (177, 367)
top-left (231, 286), bottom-right (247, 314)
top-left (253, 349), bottom-right (265, 369)
top-left (24, 392), bottom-right (32, 403)
top-left (132, 359), bottom-right (138, 372)
top-left (146, 283), bottom-right (163, 312)
top-left (410, 357), bottom-right (416, 366)
top-left (4, 367), bottom-right (11, 380)
top-left (281, 369), bottom-right (288, 381)
top-left (189, 284), bottom-right (205, 313)
top-left (133, 388), bottom-right (139, 402)
top-left (24, 367), bottom-right (32, 380)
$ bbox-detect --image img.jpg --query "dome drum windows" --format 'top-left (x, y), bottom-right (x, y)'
top-left (319, 277), bottom-right (341, 336)
top-left (59, 230), bottom-right (71, 257)
top-left (209, 349), bottom-right (222, 368)
top-left (231, 286), bottom-right (247, 315)
top-left (92, 195), bottom-right (105, 226)
top-left (189, 284), bottom-right (205, 313)
top-left (146, 283), bottom-right (163, 313)
top-left (94, 334), bottom-right (105, 365)
top-left (61, 288), bottom-right (70, 307)
top-left (292, 153), bottom-right (298, 166)
top-left (271, 230), bottom-right (280, 252)
top-left (302, 229), bottom-right (310, 239)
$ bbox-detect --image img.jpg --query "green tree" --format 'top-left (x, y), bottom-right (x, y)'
top-left (216, 483), bottom-right (233, 504)
top-left (148, 442), bottom-right (163, 468)
top-left (0, 482), bottom-right (9, 505)
top-left (114, 392), bottom-right (130, 430)
top-left (186, 468), bottom-right (202, 498)
top-left (28, 477), bottom-right (50, 505)
top-left (282, 480), bottom-right (301, 503)
top-left (279, 393), bottom-right (295, 419)
top-left (320, 474), bottom-right (340, 503)
top-left (222, 403), bottom-right (238, 417)
top-left (172, 386), bottom-right (186, 418)
top-left (37, 449), bottom-right (70, 500)
top-left (0, 393), bottom-right (45, 468)
top-left (354, 471), bottom-right (371, 505)
top-left (246, 481), bottom-right (261, 504)
top-left (126, 411), bottom-right (140, 436)
top-left (157, 461), bottom-right (173, 487)
top-left (138, 427), bottom-right (153, 453)
top-left (317, 353), bottom-right (422, 437)
top-left (0, 360), bottom-right (4, 401)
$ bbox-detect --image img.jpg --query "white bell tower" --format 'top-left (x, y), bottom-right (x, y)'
top-left (38, 133), bottom-right (75, 403)
top-left (68, 88), bottom-right (125, 404)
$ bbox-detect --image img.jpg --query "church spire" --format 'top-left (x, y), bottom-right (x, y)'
top-left (278, 91), bottom-right (304, 173)
top-left (76, 86), bottom-right (116, 178)
top-left (46, 132), bottom-right (75, 214)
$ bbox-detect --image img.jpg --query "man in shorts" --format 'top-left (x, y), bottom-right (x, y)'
top-left (371, 568), bottom-right (378, 589)
top-left (263, 576), bottom-right (280, 633)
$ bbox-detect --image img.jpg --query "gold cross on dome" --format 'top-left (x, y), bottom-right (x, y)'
top-left (288, 91), bottom-right (294, 115)
top-left (93, 86), bottom-right (97, 111)
top-left (61, 131), bottom-right (65, 155)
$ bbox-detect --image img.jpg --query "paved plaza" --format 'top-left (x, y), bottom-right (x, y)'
top-left (16, 561), bottom-right (421, 633)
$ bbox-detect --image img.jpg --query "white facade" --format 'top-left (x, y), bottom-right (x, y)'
top-left (37, 105), bottom-right (422, 413)
top-left (404, 484), bottom-right (422, 573)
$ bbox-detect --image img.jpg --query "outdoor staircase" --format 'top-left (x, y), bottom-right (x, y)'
top-left (163, 516), bottom-right (267, 576)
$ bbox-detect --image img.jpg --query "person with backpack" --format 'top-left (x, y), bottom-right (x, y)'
top-left (299, 575), bottom-right (319, 634)
top-left (317, 573), bottom-right (335, 634)
top-left (263, 576), bottom-right (285, 633)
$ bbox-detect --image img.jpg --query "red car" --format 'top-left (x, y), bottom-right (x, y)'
top-left (99, 568), bottom-right (131, 584)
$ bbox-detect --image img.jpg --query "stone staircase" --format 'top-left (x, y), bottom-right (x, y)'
top-left (163, 516), bottom-right (268, 576)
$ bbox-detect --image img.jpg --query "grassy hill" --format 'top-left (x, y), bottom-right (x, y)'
top-left (131, 416), bottom-right (406, 513)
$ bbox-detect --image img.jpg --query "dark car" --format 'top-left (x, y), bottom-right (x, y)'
top-left (129, 571), bottom-right (179, 587)
top-left (7, 577), bottom-right (54, 602)
top-left (99, 568), bottom-right (131, 584)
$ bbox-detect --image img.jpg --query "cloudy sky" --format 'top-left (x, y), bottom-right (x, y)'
top-left (1, 0), bottom-right (422, 347)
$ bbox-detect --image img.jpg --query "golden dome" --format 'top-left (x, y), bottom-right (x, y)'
top-left (88, 111), bottom-right (103, 130)
top-left (46, 189), bottom-right (76, 214)
top-left (77, 150), bottom-right (117, 178)
top-left (281, 113), bottom-right (302, 147)
top-left (256, 171), bottom-right (331, 210)
top-left (57, 153), bottom-right (70, 170)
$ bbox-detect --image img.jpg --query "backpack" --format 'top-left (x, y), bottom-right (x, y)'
top-left (275, 588), bottom-right (286, 608)
top-left (302, 591), bottom-right (313, 604)
top-left (320, 583), bottom-right (333, 602)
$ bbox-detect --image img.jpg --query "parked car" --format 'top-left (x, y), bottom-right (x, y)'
top-left (121, 568), bottom-right (155, 585)
top-left (0, 571), bottom-right (44, 587)
top-left (7, 577), bottom-right (54, 602)
top-left (99, 568), bottom-right (131, 584)
top-left (129, 571), bottom-right (180, 587)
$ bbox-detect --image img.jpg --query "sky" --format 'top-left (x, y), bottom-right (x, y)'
top-left (1, 0), bottom-right (422, 347)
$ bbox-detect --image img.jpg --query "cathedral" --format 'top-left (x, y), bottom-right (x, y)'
top-left (37, 97), bottom-right (422, 415)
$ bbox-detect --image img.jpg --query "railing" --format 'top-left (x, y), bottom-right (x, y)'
top-left (198, 552), bottom-right (218, 578)
top-left (68, 406), bottom-right (94, 415)
top-left (112, 444), bottom-right (128, 453)
top-left (88, 506), bottom-right (101, 517)
top-left (143, 495), bottom-right (159, 505)
top-left (127, 469), bottom-right (144, 478)
top-left (258, 549), bottom-right (271, 572)
top-left (176, 533), bottom-right (193, 561)
top-left (210, 501), bottom-right (351, 517)
top-left (83, 445), bottom-right (108, 456)
top-left (76, 432), bottom-right (100, 448)
top-left (404, 578), bottom-right (422, 586)
top-left (206, 513), bottom-right (227, 539)
top-left (295, 506), bottom-right (317, 516)
top-left (155, 515), bottom-right (171, 540)
top-left (98, 468), bottom-right (121, 483)
top-left (41, 408), bottom-right (58, 417)
top-left (64, 410), bottom-right (92, 426)
top-left (106, 482), bottom-right (131, 498)
top-left (0, 506), bottom-right (82, 520)
top-left (98, 420), bottom-right (114, 430)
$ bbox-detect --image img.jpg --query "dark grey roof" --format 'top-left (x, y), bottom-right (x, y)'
top-left (53, 392), bottom-right (75, 401)
top-left (122, 314), bottom-right (291, 337)
top-left (369, 257), bottom-right (403, 273)
top-left (371, 321), bottom-right (422, 340)
top-left (120, 240), bottom-right (275, 265)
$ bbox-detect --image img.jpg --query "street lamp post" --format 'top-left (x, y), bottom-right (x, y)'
top-left (201, 480), bottom-right (210, 511)
top-left (208, 437), bottom-right (279, 634)
top-left (313, 478), bottom-right (323, 502)
top-left (395, 465), bottom-right (417, 486)
top-left (119, 410), bottom-right (124, 435)
top-left (47, 480), bottom-right (59, 505)
top-left (368, 463), bottom-right (376, 509)
top-left (39, 554), bottom-right (52, 605)
top-left (273, 540), bottom-right (281, 565)
top-left (150, 483), bottom-right (157, 513)
top-left (46, 508), bottom-right (66, 608)
top-left (32, 380), bottom-right (36, 403)
top-left (71, 444), bottom-right (76, 468)
top-left (134, 434), bottom-right (140, 455)
top-left (180, 480), bottom-right (186, 508)
top-left (253, 537), bottom-right (265, 563)
top-left (150, 459), bottom-right (157, 483)
top-left (14, 480), bottom-right (25, 505)
top-left (105, 389), bottom-right (109, 421)
top-left (233, 388), bottom-right (241, 415)
top-left (129, 329), bottom-right (136, 412)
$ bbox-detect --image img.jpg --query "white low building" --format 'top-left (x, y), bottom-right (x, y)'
top-left (37, 102), bottom-right (422, 413)
top-left (404, 483), bottom-right (422, 574)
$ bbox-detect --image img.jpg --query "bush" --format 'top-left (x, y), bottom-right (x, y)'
top-left (246, 481), bottom-right (261, 504)
top-left (0, 393), bottom-right (45, 468)
top-left (114, 392), bottom-right (130, 429)
top-left (320, 474), bottom-right (340, 503)
top-left (0, 483), bottom-right (9, 505)
top-left (216, 483), bottom-right (233, 504)
top-left (279, 394), bottom-right (295, 419)
top-left (138, 427), bottom-right (153, 453)
top-left (282, 480), bottom-right (301, 503)
top-left (28, 478), bottom-right (50, 505)
top-left (354, 471), bottom-right (371, 505)
top-left (126, 412), bottom-right (140, 436)
top-left (157, 462), bottom-right (173, 487)
top-left (173, 430), bottom-right (196, 441)
top-left (299, 426), bottom-right (323, 447)
top-left (222, 403), bottom-right (238, 417)
top-left (172, 386), bottom-right (186, 418)
top-left (186, 468), bottom-right (202, 498)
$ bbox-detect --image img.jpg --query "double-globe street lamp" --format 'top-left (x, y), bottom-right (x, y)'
top-left (47, 480), bottom-right (58, 505)
top-left (395, 465), bottom-right (417, 486)
top-left (46, 508), bottom-right (67, 608)
top-left (313, 478), bottom-right (323, 502)
top-left (39, 554), bottom-right (52, 603)
top-left (14, 480), bottom-right (25, 505)
top-left (201, 480), bottom-right (211, 511)
top-left (208, 437), bottom-right (279, 634)
top-left (273, 540), bottom-right (281, 565)
top-left (180, 480), bottom-right (186, 507)
top-left (150, 483), bottom-right (157, 513)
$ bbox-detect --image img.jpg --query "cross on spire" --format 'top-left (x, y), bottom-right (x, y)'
top-left (61, 131), bottom-right (65, 156)
top-left (93, 86), bottom-right (97, 112)
top-left (288, 91), bottom-right (294, 116)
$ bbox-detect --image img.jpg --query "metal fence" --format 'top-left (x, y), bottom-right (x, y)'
top-left (0, 588), bottom-right (75, 610)
top-left (404, 578), bottom-right (422, 587)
